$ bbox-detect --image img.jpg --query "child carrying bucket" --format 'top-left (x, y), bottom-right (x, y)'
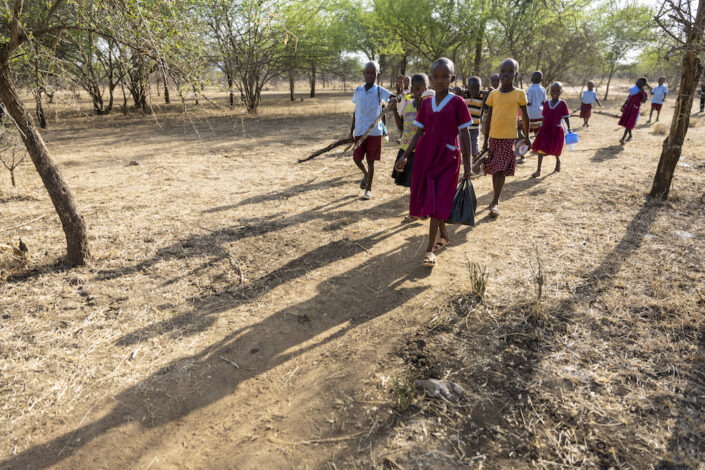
top-left (531, 82), bottom-right (572, 177)
top-left (395, 58), bottom-right (473, 268)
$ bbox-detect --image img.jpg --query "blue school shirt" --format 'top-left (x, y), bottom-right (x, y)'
top-left (651, 85), bottom-right (668, 104)
top-left (526, 83), bottom-right (546, 120)
top-left (352, 84), bottom-right (392, 137)
top-left (581, 90), bottom-right (598, 104)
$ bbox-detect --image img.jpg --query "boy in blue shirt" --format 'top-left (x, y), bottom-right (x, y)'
top-left (350, 61), bottom-right (392, 200)
top-left (648, 77), bottom-right (668, 123)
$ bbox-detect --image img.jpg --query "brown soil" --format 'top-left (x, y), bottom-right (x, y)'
top-left (1, 85), bottom-right (704, 469)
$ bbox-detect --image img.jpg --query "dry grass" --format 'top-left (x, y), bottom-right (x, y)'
top-left (652, 122), bottom-right (669, 134)
top-left (0, 81), bottom-right (703, 469)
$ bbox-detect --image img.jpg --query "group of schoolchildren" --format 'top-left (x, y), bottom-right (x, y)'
top-left (349, 58), bottom-right (669, 268)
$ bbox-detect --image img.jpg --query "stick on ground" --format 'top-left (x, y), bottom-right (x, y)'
top-left (298, 137), bottom-right (354, 163)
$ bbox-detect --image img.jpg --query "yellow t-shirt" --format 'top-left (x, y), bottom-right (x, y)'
top-left (486, 89), bottom-right (527, 139)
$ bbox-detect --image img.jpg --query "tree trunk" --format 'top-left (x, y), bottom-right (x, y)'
top-left (603, 64), bottom-right (616, 101)
top-left (649, 45), bottom-right (704, 198)
top-left (473, 27), bottom-right (484, 75)
top-left (0, 63), bottom-right (90, 265)
top-left (309, 64), bottom-right (316, 98)
top-left (164, 80), bottom-right (170, 104)
top-left (228, 75), bottom-right (235, 107)
top-left (289, 73), bottom-right (295, 101)
top-left (34, 91), bottom-right (47, 129)
top-left (400, 54), bottom-right (407, 76)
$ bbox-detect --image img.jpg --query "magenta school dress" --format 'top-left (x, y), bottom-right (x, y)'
top-left (531, 99), bottom-right (570, 157)
top-left (409, 93), bottom-right (473, 220)
top-left (619, 86), bottom-right (647, 130)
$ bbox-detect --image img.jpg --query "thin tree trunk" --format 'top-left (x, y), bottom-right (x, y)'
top-left (0, 63), bottom-right (90, 265)
top-left (604, 64), bottom-right (616, 101)
top-left (228, 75), bottom-right (235, 107)
top-left (309, 64), bottom-right (316, 98)
top-left (649, 15), bottom-right (704, 199)
top-left (400, 53), bottom-right (407, 76)
top-left (289, 73), bottom-right (295, 101)
top-left (473, 28), bottom-right (484, 75)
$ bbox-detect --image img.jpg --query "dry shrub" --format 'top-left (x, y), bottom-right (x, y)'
top-left (467, 260), bottom-right (488, 300)
top-left (689, 118), bottom-right (702, 128)
top-left (652, 123), bottom-right (668, 135)
top-left (391, 373), bottom-right (417, 413)
top-left (530, 248), bottom-right (547, 322)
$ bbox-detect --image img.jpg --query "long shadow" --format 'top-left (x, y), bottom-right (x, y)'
top-left (97, 191), bottom-right (404, 283)
top-left (203, 176), bottom-right (349, 212)
top-left (116, 223), bottom-right (413, 346)
top-left (474, 175), bottom-right (542, 209)
top-left (0, 231), bottom-right (432, 469)
top-left (591, 144), bottom-right (625, 162)
top-left (354, 199), bottom-right (664, 467)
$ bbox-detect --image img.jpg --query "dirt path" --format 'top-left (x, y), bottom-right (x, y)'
top-left (1, 90), bottom-right (704, 469)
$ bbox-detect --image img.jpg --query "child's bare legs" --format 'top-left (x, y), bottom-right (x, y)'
top-left (365, 160), bottom-right (375, 191)
top-left (354, 159), bottom-right (368, 182)
top-left (423, 218), bottom-right (448, 265)
top-left (620, 128), bottom-right (631, 144)
top-left (648, 108), bottom-right (654, 122)
top-left (532, 152), bottom-right (544, 177)
top-left (490, 173), bottom-right (504, 217)
top-left (554, 156), bottom-right (561, 172)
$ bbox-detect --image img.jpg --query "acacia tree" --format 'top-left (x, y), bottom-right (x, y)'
top-left (0, 0), bottom-right (92, 265)
top-left (600, 1), bottom-right (655, 100)
top-left (205, 0), bottom-right (290, 113)
top-left (650, 0), bottom-right (705, 200)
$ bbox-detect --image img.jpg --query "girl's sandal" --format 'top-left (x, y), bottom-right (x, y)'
top-left (433, 237), bottom-right (450, 251)
top-left (402, 215), bottom-right (420, 224)
top-left (423, 252), bottom-right (437, 267)
top-left (489, 205), bottom-right (500, 218)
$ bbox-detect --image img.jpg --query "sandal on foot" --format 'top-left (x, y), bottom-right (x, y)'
top-left (531, 170), bottom-right (541, 178)
top-left (423, 252), bottom-right (437, 267)
top-left (433, 237), bottom-right (450, 251)
top-left (489, 205), bottom-right (500, 217)
top-left (359, 176), bottom-right (368, 189)
top-left (402, 215), bottom-right (420, 224)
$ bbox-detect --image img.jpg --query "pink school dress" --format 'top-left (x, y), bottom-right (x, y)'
top-left (409, 93), bottom-right (472, 220)
top-left (531, 99), bottom-right (570, 157)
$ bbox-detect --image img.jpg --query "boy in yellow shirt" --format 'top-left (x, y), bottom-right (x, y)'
top-left (482, 59), bottom-right (530, 218)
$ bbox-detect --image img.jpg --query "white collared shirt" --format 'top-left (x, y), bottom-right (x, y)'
top-left (352, 84), bottom-right (392, 137)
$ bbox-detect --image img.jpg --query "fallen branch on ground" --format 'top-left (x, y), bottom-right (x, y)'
top-left (298, 137), bottom-right (354, 163)
top-left (0, 214), bottom-right (46, 233)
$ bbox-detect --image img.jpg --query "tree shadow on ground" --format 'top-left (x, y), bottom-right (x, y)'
top-left (344, 199), bottom-right (665, 468)
top-left (202, 176), bottom-right (349, 212)
top-left (0, 229), bottom-right (433, 469)
top-left (591, 144), bottom-right (625, 162)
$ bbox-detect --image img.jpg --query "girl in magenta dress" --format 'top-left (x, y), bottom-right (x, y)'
top-left (531, 82), bottom-right (571, 177)
top-left (618, 77), bottom-right (648, 144)
top-left (396, 58), bottom-right (473, 268)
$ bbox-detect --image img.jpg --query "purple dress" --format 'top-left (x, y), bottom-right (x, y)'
top-left (410, 93), bottom-right (472, 219)
top-left (531, 99), bottom-right (570, 157)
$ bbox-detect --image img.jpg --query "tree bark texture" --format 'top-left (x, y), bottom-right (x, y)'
top-left (309, 64), bottom-right (316, 98)
top-left (0, 63), bottom-right (90, 265)
top-left (649, 0), bottom-right (705, 200)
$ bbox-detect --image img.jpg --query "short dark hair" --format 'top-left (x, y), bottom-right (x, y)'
top-left (432, 57), bottom-right (455, 74)
top-left (468, 76), bottom-right (481, 87)
top-left (411, 73), bottom-right (429, 87)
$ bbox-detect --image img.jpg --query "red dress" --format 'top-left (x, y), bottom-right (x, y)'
top-left (619, 87), bottom-right (647, 130)
top-left (410, 93), bottom-right (472, 220)
top-left (531, 99), bottom-right (570, 157)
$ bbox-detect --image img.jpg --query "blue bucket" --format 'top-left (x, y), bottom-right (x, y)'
top-left (565, 131), bottom-right (579, 151)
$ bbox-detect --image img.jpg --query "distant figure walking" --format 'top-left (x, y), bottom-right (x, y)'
top-left (531, 82), bottom-right (571, 177)
top-left (618, 77), bottom-right (648, 145)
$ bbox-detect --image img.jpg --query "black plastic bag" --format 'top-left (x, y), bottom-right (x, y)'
top-left (391, 151), bottom-right (414, 187)
top-left (447, 178), bottom-right (477, 226)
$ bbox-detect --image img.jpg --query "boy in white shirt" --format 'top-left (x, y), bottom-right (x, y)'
top-left (580, 81), bottom-right (602, 127)
top-left (350, 61), bottom-right (392, 200)
top-left (524, 71), bottom-right (546, 163)
top-left (648, 77), bottom-right (668, 123)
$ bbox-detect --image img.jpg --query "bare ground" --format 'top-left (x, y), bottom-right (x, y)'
top-left (1, 85), bottom-right (704, 469)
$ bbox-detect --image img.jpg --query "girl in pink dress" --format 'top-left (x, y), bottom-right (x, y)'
top-left (531, 82), bottom-right (571, 177)
top-left (618, 77), bottom-right (648, 144)
top-left (396, 58), bottom-right (473, 268)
